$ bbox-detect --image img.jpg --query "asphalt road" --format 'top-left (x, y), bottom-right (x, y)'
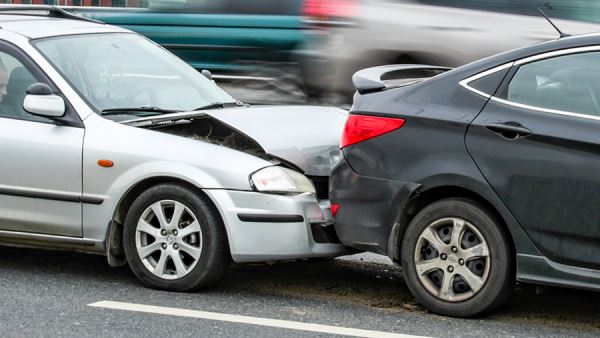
top-left (0, 246), bottom-right (598, 338)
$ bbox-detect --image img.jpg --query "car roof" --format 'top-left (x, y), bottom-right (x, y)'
top-left (441, 32), bottom-right (600, 81)
top-left (0, 14), bottom-right (127, 39)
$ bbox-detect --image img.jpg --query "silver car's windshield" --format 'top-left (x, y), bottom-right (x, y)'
top-left (33, 33), bottom-right (236, 114)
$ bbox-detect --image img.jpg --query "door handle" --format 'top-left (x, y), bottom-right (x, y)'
top-left (485, 123), bottom-right (532, 140)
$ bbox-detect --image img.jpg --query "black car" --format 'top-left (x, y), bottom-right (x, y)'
top-left (330, 33), bottom-right (600, 317)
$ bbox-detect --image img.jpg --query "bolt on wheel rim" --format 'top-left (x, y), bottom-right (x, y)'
top-left (135, 200), bottom-right (203, 280)
top-left (414, 217), bottom-right (491, 302)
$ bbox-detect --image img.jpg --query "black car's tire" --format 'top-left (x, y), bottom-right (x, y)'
top-left (400, 198), bottom-right (513, 317)
top-left (123, 183), bottom-right (229, 291)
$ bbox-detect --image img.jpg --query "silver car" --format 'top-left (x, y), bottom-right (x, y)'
top-left (0, 6), bottom-right (350, 291)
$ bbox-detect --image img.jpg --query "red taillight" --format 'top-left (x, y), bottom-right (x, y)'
top-left (331, 203), bottom-right (340, 217)
top-left (340, 115), bottom-right (405, 149)
top-left (303, 0), bottom-right (357, 19)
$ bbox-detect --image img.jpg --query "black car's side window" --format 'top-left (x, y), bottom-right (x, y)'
top-left (504, 52), bottom-right (600, 117)
top-left (0, 51), bottom-right (49, 123)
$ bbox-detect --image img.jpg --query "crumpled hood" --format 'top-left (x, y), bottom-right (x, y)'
top-left (205, 105), bottom-right (348, 176)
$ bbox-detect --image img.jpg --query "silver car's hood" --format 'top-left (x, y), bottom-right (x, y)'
top-left (125, 105), bottom-right (348, 176)
top-left (204, 105), bottom-right (348, 176)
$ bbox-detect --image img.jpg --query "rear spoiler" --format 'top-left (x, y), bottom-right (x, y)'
top-left (352, 64), bottom-right (452, 94)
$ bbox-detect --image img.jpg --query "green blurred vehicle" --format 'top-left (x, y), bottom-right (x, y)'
top-left (63, 0), bottom-right (352, 101)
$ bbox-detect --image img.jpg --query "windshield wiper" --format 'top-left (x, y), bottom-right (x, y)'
top-left (100, 106), bottom-right (182, 116)
top-left (192, 101), bottom-right (245, 111)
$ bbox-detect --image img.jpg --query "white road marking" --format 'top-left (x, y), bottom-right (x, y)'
top-left (89, 301), bottom-right (431, 338)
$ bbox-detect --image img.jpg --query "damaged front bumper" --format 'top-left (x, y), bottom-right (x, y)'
top-left (203, 189), bottom-right (352, 263)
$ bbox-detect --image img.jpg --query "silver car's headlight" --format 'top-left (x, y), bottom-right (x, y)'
top-left (250, 166), bottom-right (316, 194)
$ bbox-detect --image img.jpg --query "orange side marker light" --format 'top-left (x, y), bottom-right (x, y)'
top-left (97, 159), bottom-right (114, 168)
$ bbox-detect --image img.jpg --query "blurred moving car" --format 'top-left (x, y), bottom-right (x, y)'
top-left (60, 0), bottom-right (352, 102)
top-left (0, 6), bottom-right (350, 291)
top-left (304, 0), bottom-right (600, 100)
top-left (330, 32), bottom-right (600, 316)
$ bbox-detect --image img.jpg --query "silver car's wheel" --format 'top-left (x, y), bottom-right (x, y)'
top-left (136, 200), bottom-right (203, 280)
top-left (414, 217), bottom-right (490, 302)
top-left (123, 183), bottom-right (229, 291)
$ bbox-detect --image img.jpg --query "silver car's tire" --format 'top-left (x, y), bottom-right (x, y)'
top-left (400, 198), bottom-right (513, 317)
top-left (123, 183), bottom-right (229, 291)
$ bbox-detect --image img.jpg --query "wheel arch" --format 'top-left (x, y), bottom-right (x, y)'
top-left (388, 185), bottom-right (517, 269)
top-left (105, 176), bottom-right (230, 267)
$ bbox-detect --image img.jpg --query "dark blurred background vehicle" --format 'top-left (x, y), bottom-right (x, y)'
top-left (3, 0), bottom-right (600, 104)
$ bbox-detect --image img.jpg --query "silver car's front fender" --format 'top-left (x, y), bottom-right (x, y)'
top-left (80, 114), bottom-right (272, 241)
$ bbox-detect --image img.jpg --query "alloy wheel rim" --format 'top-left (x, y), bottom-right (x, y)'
top-left (413, 217), bottom-right (491, 302)
top-left (135, 200), bottom-right (203, 280)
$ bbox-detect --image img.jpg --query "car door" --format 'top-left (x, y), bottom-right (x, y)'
top-left (466, 49), bottom-right (600, 270)
top-left (0, 43), bottom-right (84, 237)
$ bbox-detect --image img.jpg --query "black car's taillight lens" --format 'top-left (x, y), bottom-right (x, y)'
top-left (340, 114), bottom-right (405, 149)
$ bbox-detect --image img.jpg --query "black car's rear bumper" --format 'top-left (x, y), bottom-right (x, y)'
top-left (329, 157), bottom-right (420, 256)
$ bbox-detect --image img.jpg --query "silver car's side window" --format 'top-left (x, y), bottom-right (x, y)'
top-left (504, 52), bottom-right (600, 117)
top-left (0, 51), bottom-right (47, 123)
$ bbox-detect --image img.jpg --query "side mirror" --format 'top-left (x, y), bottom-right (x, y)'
top-left (23, 83), bottom-right (65, 118)
top-left (201, 69), bottom-right (213, 81)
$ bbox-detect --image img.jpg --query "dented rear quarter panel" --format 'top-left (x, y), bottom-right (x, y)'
top-left (333, 65), bottom-right (543, 257)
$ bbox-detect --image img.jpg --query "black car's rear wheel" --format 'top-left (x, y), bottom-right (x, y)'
top-left (401, 198), bottom-right (513, 317)
top-left (123, 183), bottom-right (229, 291)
